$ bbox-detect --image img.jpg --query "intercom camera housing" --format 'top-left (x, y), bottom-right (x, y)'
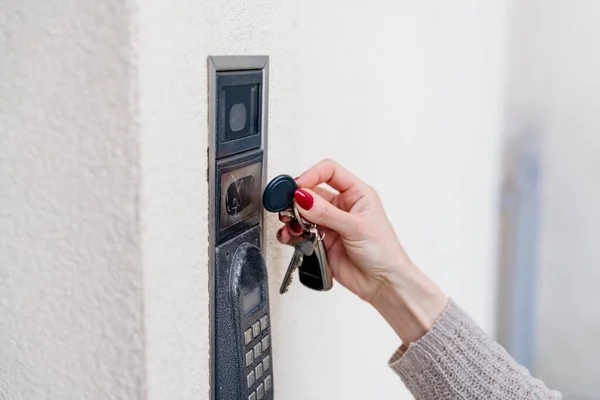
top-left (215, 70), bottom-right (263, 159)
top-left (208, 56), bottom-right (273, 400)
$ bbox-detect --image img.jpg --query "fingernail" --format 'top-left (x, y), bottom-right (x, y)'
top-left (294, 189), bottom-right (314, 210)
top-left (276, 227), bottom-right (284, 238)
top-left (289, 220), bottom-right (303, 234)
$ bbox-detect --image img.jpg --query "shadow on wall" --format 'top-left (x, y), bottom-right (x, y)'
top-left (496, 130), bottom-right (540, 369)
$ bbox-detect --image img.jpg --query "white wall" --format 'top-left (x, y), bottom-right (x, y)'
top-left (1, 0), bottom-right (509, 399)
top-left (508, 1), bottom-right (600, 397)
top-left (0, 0), bottom-right (145, 399)
top-left (139, 1), bottom-right (509, 399)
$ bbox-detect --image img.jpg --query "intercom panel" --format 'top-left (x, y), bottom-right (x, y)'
top-left (215, 150), bottom-right (263, 244)
top-left (214, 227), bottom-right (273, 400)
top-left (208, 55), bottom-right (273, 400)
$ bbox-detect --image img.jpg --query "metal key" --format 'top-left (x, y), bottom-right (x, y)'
top-left (279, 230), bottom-right (318, 294)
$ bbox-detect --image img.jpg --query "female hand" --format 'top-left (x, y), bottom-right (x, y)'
top-left (277, 159), bottom-right (447, 343)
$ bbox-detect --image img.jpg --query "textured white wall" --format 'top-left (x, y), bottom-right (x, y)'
top-left (139, 1), bottom-right (509, 399)
top-left (1, 0), bottom-right (509, 399)
top-left (509, 0), bottom-right (600, 397)
top-left (0, 0), bottom-right (145, 399)
top-left (137, 0), bottom-right (210, 398)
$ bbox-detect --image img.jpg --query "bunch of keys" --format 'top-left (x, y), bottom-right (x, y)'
top-left (262, 175), bottom-right (333, 294)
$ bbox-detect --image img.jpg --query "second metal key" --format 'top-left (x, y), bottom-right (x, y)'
top-left (279, 230), bottom-right (318, 294)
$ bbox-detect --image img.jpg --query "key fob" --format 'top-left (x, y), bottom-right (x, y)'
top-left (262, 174), bottom-right (298, 213)
top-left (298, 239), bottom-right (333, 292)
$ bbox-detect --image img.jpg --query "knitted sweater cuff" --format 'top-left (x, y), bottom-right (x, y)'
top-left (388, 299), bottom-right (562, 399)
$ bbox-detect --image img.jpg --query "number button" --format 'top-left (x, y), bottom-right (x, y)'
top-left (260, 315), bottom-right (268, 331)
top-left (255, 362), bottom-right (263, 379)
top-left (248, 392), bottom-right (256, 400)
top-left (245, 350), bottom-right (254, 367)
top-left (264, 375), bottom-right (272, 391)
top-left (253, 342), bottom-right (262, 359)
top-left (244, 329), bottom-right (252, 345)
top-left (261, 335), bottom-right (270, 351)
top-left (247, 371), bottom-right (255, 388)
top-left (256, 383), bottom-right (265, 400)
top-left (252, 321), bottom-right (261, 338)
top-left (262, 355), bottom-right (270, 371)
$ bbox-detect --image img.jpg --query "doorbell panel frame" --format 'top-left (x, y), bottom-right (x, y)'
top-left (208, 55), bottom-right (271, 400)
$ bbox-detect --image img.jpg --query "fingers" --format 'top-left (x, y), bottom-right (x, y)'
top-left (296, 159), bottom-right (365, 194)
top-left (278, 213), bottom-right (304, 235)
top-left (312, 185), bottom-right (337, 204)
top-left (278, 213), bottom-right (292, 224)
top-left (278, 184), bottom-right (334, 223)
top-left (276, 223), bottom-right (305, 246)
top-left (276, 226), bottom-right (292, 244)
top-left (277, 225), bottom-right (338, 251)
top-left (293, 188), bottom-right (358, 236)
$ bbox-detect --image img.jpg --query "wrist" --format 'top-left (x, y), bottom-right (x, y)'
top-left (371, 262), bottom-right (447, 344)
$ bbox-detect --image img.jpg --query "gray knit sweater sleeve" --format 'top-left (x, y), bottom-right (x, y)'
top-left (389, 299), bottom-right (562, 399)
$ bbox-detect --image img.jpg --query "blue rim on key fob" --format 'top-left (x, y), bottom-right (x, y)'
top-left (262, 174), bottom-right (298, 213)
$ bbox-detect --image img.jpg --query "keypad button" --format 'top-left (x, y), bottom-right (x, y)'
top-left (247, 371), bottom-right (255, 388)
top-left (256, 383), bottom-right (265, 400)
top-left (264, 375), bottom-right (272, 391)
top-left (262, 355), bottom-right (270, 371)
top-left (255, 362), bottom-right (263, 379)
top-left (260, 315), bottom-right (268, 331)
top-left (252, 321), bottom-right (261, 338)
top-left (248, 392), bottom-right (256, 400)
top-left (253, 342), bottom-right (262, 359)
top-left (245, 350), bottom-right (254, 367)
top-left (261, 335), bottom-right (270, 351)
top-left (244, 329), bottom-right (253, 345)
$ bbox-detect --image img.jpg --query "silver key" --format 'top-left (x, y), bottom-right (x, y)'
top-left (279, 231), bottom-right (318, 294)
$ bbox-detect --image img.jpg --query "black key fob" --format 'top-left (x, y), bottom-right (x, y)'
top-left (262, 174), bottom-right (298, 213)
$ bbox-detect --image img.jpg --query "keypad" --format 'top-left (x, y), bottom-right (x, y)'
top-left (253, 342), bottom-right (262, 359)
top-left (245, 313), bottom-right (271, 397)
top-left (252, 321), bottom-right (261, 338)
top-left (261, 335), bottom-right (270, 351)
top-left (260, 315), bottom-right (268, 331)
top-left (256, 383), bottom-right (265, 400)
top-left (247, 371), bottom-right (255, 388)
top-left (245, 350), bottom-right (254, 367)
top-left (255, 362), bottom-right (263, 379)
top-left (244, 329), bottom-right (253, 345)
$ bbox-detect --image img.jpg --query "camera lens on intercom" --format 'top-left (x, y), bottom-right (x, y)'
top-left (229, 103), bottom-right (247, 132)
top-left (223, 83), bottom-right (259, 142)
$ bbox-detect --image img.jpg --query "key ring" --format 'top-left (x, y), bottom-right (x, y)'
top-left (293, 204), bottom-right (316, 232)
top-left (292, 204), bottom-right (325, 241)
top-left (279, 208), bottom-right (313, 231)
top-left (281, 205), bottom-right (322, 239)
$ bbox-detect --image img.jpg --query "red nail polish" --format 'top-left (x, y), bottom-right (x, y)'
top-left (289, 220), bottom-right (303, 234)
top-left (294, 189), bottom-right (314, 210)
top-left (276, 227), bottom-right (284, 238)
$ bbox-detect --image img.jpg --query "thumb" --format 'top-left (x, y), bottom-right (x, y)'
top-left (294, 188), bottom-right (357, 236)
